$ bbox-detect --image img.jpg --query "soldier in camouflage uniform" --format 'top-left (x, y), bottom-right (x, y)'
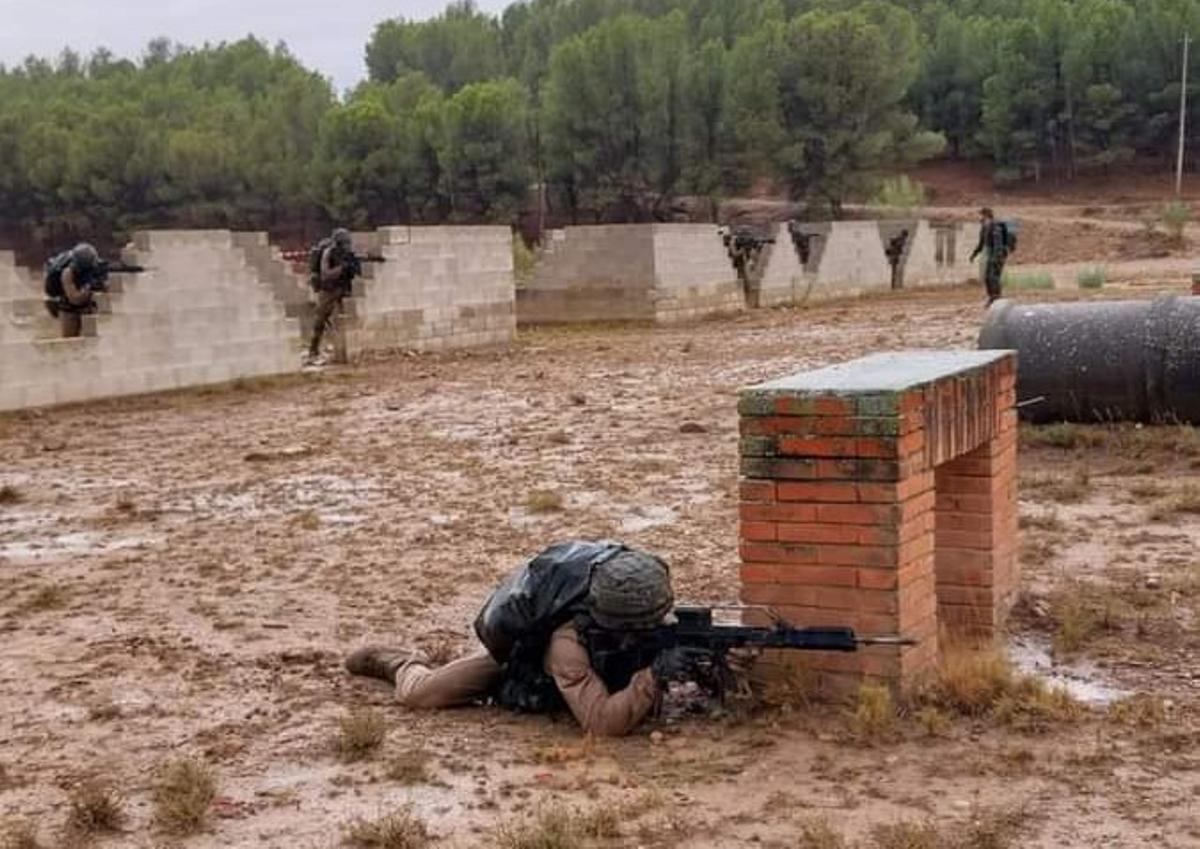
top-left (306, 228), bottom-right (357, 365)
top-left (970, 208), bottom-right (1010, 306)
top-left (345, 542), bottom-right (692, 737)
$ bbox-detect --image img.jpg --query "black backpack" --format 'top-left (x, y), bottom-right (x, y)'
top-left (999, 220), bottom-right (1019, 254)
top-left (307, 238), bottom-right (331, 289)
top-left (43, 250), bottom-right (73, 300)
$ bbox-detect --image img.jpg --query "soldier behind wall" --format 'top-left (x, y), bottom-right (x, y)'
top-left (305, 227), bottom-right (358, 366)
top-left (43, 243), bottom-right (103, 338)
top-left (885, 229), bottom-right (909, 290)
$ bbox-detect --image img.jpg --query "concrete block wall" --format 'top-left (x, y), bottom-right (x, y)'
top-left (755, 220), bottom-right (977, 308)
top-left (516, 226), bottom-right (658, 324)
top-left (516, 224), bottom-right (743, 325)
top-left (650, 224), bottom-right (745, 322)
top-left (344, 225), bottom-right (516, 356)
top-left (737, 350), bottom-right (1018, 694)
top-left (1, 231), bottom-right (300, 412)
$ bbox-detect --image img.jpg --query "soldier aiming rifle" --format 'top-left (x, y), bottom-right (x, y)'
top-left (43, 243), bottom-right (147, 338)
top-left (345, 540), bottom-right (913, 737)
top-left (305, 227), bottom-right (385, 366)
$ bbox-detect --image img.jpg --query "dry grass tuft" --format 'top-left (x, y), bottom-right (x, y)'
top-left (66, 780), bottom-right (125, 835)
top-left (342, 807), bottom-right (432, 848)
top-left (1052, 595), bottom-right (1101, 655)
top-left (851, 682), bottom-right (897, 741)
top-left (524, 490), bottom-right (564, 513)
top-left (384, 750), bottom-right (433, 785)
top-left (1147, 482), bottom-right (1200, 520)
top-left (0, 484), bottom-right (24, 506)
top-left (0, 818), bottom-right (42, 849)
top-left (796, 817), bottom-right (851, 848)
top-left (1108, 694), bottom-right (1167, 728)
top-left (338, 709), bottom-right (387, 762)
top-left (153, 757), bottom-right (216, 834)
top-left (914, 644), bottom-right (1081, 730)
top-left (292, 509), bottom-right (322, 531)
top-left (21, 586), bottom-right (68, 613)
top-left (1018, 508), bottom-right (1063, 532)
top-left (495, 802), bottom-right (621, 848)
top-left (869, 806), bottom-right (1026, 849)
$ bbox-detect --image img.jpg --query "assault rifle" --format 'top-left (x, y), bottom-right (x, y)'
top-left (586, 605), bottom-right (916, 701)
top-left (91, 260), bottom-right (148, 291)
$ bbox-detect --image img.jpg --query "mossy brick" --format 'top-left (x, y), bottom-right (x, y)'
top-left (737, 392), bottom-right (777, 417)
top-left (854, 393), bottom-right (903, 417)
top-left (739, 436), bottom-right (779, 457)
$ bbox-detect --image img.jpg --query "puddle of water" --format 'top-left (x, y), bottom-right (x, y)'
top-left (0, 528), bottom-right (161, 562)
top-left (619, 505), bottom-right (678, 533)
top-left (1009, 635), bottom-right (1130, 705)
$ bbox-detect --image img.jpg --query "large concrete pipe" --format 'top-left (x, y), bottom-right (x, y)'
top-left (977, 296), bottom-right (1200, 424)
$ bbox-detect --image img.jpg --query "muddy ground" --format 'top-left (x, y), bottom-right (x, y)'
top-left (1, 283), bottom-right (1198, 848)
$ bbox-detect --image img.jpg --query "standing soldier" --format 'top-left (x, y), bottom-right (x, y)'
top-left (885, 229), bottom-right (909, 290)
top-left (305, 227), bottom-right (360, 366)
top-left (44, 243), bottom-right (104, 338)
top-left (970, 208), bottom-right (1016, 306)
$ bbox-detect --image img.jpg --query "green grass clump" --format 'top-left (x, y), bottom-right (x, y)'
top-left (1076, 266), bottom-right (1106, 289)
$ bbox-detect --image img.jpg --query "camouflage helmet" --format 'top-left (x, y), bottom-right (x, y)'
top-left (586, 549), bottom-right (673, 630)
top-left (71, 243), bottom-right (99, 270)
top-left (331, 227), bottom-right (352, 249)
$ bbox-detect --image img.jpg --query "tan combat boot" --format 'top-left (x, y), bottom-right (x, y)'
top-left (344, 646), bottom-right (429, 684)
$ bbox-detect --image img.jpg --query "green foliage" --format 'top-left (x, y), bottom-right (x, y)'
top-left (1162, 201), bottom-right (1192, 243)
top-left (1002, 271), bottom-right (1055, 291)
top-left (1076, 266), bottom-right (1106, 289)
top-left (871, 176), bottom-right (928, 214)
top-left (6, 0), bottom-right (1200, 236)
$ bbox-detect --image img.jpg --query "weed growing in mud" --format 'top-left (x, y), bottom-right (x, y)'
top-left (1076, 267), bottom-right (1106, 289)
top-left (1001, 271), bottom-right (1054, 292)
top-left (870, 805), bottom-right (1026, 849)
top-left (1147, 482), bottom-right (1200, 520)
top-left (65, 780), bottom-right (125, 835)
top-left (153, 757), bottom-right (217, 834)
top-left (293, 509), bottom-right (322, 531)
top-left (1023, 467), bottom-right (1090, 504)
top-left (796, 817), bottom-right (851, 848)
top-left (913, 645), bottom-right (1081, 730)
top-left (524, 490), bottom-right (564, 513)
top-left (851, 682), bottom-right (897, 741)
top-left (0, 484), bottom-right (24, 505)
top-left (1052, 595), bottom-right (1101, 655)
top-left (1018, 507), bottom-right (1063, 532)
top-left (21, 586), bottom-right (68, 613)
top-left (495, 802), bottom-right (620, 848)
top-left (872, 820), bottom-right (942, 849)
top-left (338, 709), bottom-right (387, 762)
top-left (1162, 200), bottom-right (1191, 244)
top-left (384, 750), bottom-right (433, 784)
top-left (342, 807), bottom-right (431, 849)
top-left (1108, 693), bottom-right (1167, 728)
top-left (0, 818), bottom-right (41, 849)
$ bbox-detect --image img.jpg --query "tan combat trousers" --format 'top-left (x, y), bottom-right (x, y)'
top-left (394, 648), bottom-right (504, 709)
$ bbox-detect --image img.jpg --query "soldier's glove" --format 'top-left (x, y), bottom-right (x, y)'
top-left (650, 647), bottom-right (710, 686)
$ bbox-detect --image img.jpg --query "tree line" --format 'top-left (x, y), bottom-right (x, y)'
top-left (2, 0), bottom-right (1199, 249)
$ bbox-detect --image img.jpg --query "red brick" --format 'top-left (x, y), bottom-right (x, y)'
top-left (856, 482), bottom-right (901, 503)
top-left (740, 521), bottom-right (777, 542)
top-left (777, 481), bottom-right (858, 503)
top-left (936, 585), bottom-right (996, 606)
top-left (740, 480), bottom-right (776, 503)
top-left (935, 493), bottom-right (997, 514)
top-left (815, 503), bottom-right (898, 525)
top-left (740, 583), bottom-right (822, 608)
top-left (740, 562), bottom-right (857, 587)
top-left (817, 544), bottom-right (897, 568)
top-left (739, 542), bottom-right (819, 565)
top-left (935, 473), bottom-right (1001, 495)
top-left (777, 523), bottom-right (863, 545)
top-left (857, 568), bottom-right (898, 590)
top-left (777, 436), bottom-right (859, 457)
top-left (935, 529), bottom-right (992, 549)
top-left (935, 562), bottom-right (995, 587)
top-left (936, 547), bottom-right (996, 572)
top-left (773, 395), bottom-right (855, 417)
top-left (740, 503), bottom-right (819, 523)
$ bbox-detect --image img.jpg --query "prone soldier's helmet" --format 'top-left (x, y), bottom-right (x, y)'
top-left (71, 243), bottom-right (99, 271)
top-left (331, 228), bottom-right (352, 250)
top-left (586, 549), bottom-right (673, 630)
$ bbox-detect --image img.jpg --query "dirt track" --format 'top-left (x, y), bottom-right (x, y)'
top-left (2, 284), bottom-right (1198, 848)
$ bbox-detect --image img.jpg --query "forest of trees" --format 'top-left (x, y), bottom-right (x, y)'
top-left (2, 0), bottom-right (1199, 248)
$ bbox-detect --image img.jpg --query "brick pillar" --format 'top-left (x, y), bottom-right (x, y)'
top-left (738, 351), bottom-right (1017, 693)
